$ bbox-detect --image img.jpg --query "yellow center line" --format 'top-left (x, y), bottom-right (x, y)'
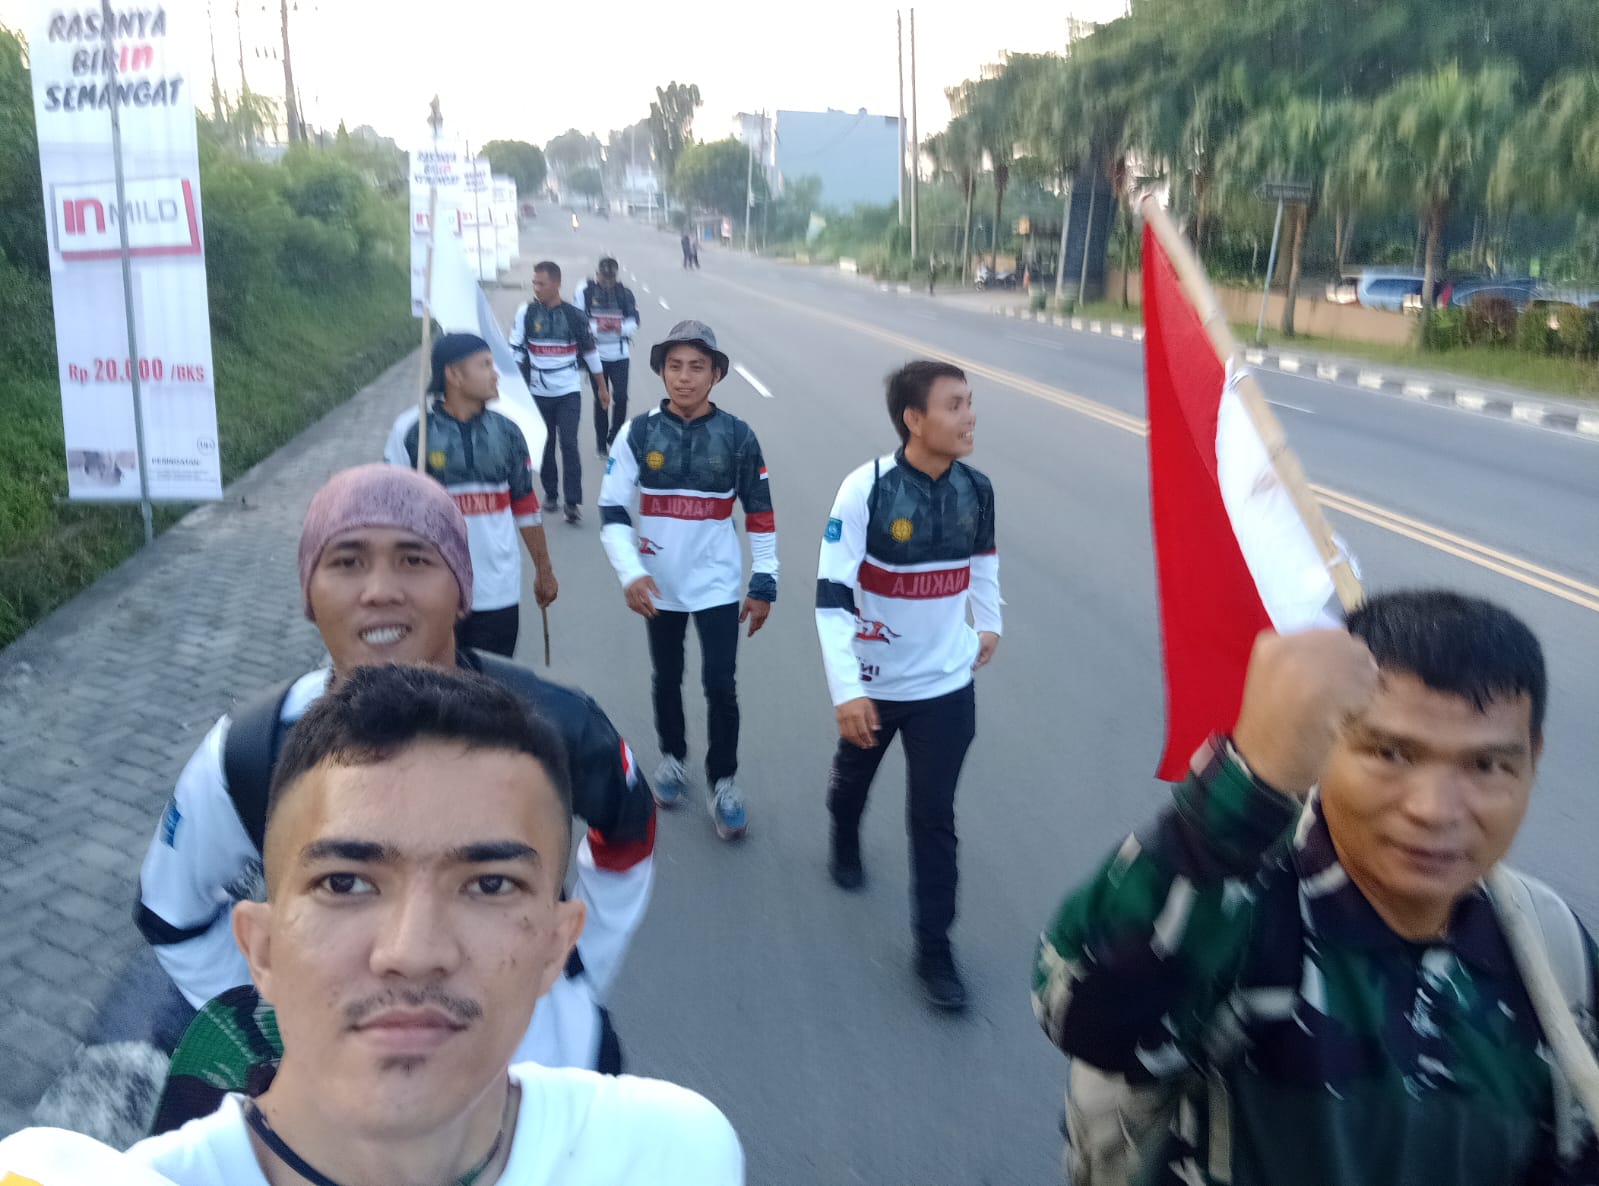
top-left (707, 273), bottom-right (1599, 616)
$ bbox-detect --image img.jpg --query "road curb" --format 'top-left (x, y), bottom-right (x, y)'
top-left (992, 304), bottom-right (1598, 440)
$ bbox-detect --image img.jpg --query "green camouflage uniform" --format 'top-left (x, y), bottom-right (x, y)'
top-left (1033, 735), bottom-right (1599, 1186)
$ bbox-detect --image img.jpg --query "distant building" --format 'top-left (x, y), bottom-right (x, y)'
top-left (773, 108), bottom-right (901, 211)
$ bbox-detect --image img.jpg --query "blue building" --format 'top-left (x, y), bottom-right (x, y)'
top-left (773, 108), bottom-right (901, 212)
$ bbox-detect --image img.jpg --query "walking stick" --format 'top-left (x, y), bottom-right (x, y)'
top-left (541, 604), bottom-right (551, 667)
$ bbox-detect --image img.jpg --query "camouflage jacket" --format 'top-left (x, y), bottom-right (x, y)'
top-left (1032, 735), bottom-right (1599, 1186)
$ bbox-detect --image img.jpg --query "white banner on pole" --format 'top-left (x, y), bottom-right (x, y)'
top-left (409, 142), bottom-right (466, 317)
top-left (30, 3), bottom-right (222, 502)
top-left (491, 174), bottom-right (515, 271)
top-left (461, 157), bottom-right (495, 282)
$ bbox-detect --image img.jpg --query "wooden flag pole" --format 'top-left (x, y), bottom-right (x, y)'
top-left (1139, 192), bottom-right (1599, 1131)
top-left (541, 604), bottom-right (551, 667)
top-left (416, 97), bottom-right (443, 474)
top-left (1138, 195), bottom-right (1362, 613)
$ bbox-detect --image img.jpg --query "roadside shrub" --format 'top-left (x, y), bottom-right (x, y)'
top-left (1421, 307), bottom-right (1467, 351)
top-left (1516, 306), bottom-right (1556, 355)
top-left (1030, 288), bottom-right (1048, 312)
top-left (1464, 295), bottom-right (1517, 346)
top-left (1550, 303), bottom-right (1595, 356)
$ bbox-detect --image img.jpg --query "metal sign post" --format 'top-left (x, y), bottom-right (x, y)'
top-left (103, 0), bottom-right (153, 543)
top-left (1254, 180), bottom-right (1313, 344)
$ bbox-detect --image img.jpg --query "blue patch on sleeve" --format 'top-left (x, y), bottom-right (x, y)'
top-left (605, 456), bottom-right (615, 474)
top-left (160, 799), bottom-right (182, 847)
top-left (824, 517), bottom-right (843, 543)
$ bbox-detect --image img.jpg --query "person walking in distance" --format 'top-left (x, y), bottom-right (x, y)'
top-left (815, 360), bottom-right (1001, 1011)
top-left (576, 257), bottom-right (640, 457)
top-left (385, 332), bottom-right (556, 657)
top-left (599, 321), bottom-right (778, 841)
top-left (510, 261), bottom-right (609, 526)
top-left (681, 231), bottom-right (694, 270)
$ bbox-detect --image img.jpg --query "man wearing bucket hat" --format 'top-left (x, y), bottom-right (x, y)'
top-left (134, 465), bottom-right (656, 1107)
top-left (385, 331), bottom-right (557, 658)
top-left (599, 321), bottom-right (778, 841)
top-left (575, 257), bottom-right (640, 457)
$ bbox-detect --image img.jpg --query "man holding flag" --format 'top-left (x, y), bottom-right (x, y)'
top-left (1030, 204), bottom-right (1598, 1185)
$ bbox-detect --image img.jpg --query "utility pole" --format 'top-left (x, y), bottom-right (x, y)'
top-left (744, 115), bottom-right (755, 253)
top-left (896, 11), bottom-right (906, 227)
top-left (280, 0), bottom-right (300, 142)
top-left (206, 0), bottom-right (224, 121)
top-left (909, 7), bottom-right (920, 257)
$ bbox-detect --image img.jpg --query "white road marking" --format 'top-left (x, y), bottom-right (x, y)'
top-left (658, 297), bottom-right (671, 310)
top-left (1003, 333), bottom-right (1065, 350)
top-left (640, 284), bottom-right (652, 293)
top-left (1266, 398), bottom-right (1316, 415)
top-left (734, 363), bottom-right (774, 398)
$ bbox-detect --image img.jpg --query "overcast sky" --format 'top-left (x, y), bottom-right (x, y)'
top-left (6, 0), bottom-right (1127, 149)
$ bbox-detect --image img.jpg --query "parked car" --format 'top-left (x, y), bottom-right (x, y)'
top-left (1325, 275), bottom-right (1360, 304)
top-left (1350, 268), bottom-right (1426, 311)
top-left (1446, 278), bottom-right (1542, 310)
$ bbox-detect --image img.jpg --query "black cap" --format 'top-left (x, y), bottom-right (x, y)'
top-left (598, 256), bottom-right (619, 276)
top-left (428, 332), bottom-right (491, 394)
top-left (649, 319), bottom-right (730, 377)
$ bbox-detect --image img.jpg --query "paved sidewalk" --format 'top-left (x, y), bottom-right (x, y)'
top-left (0, 351), bottom-right (423, 1135)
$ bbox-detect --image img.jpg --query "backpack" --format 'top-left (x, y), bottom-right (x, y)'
top-left (1062, 866), bottom-right (1595, 1186)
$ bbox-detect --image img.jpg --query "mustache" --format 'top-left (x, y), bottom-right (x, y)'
top-left (343, 985), bottom-right (483, 1027)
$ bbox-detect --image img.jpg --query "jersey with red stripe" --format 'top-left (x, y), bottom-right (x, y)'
top-left (384, 401), bottom-right (541, 612)
top-left (815, 451), bottom-right (1001, 704)
top-left (599, 402), bottom-right (778, 612)
top-left (508, 300), bottom-right (602, 397)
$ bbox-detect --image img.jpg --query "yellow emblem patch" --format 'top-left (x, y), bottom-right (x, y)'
top-left (645, 450), bottom-right (666, 470)
top-left (2, 1175), bottom-right (46, 1186)
top-left (427, 450), bottom-right (446, 471)
top-left (890, 517), bottom-right (915, 542)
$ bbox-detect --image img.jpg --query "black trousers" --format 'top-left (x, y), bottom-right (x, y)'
top-left (645, 602), bottom-right (740, 783)
top-left (457, 604), bottom-right (519, 658)
top-left (827, 682), bottom-right (977, 950)
top-left (592, 358), bottom-right (630, 451)
top-left (535, 392), bottom-right (583, 509)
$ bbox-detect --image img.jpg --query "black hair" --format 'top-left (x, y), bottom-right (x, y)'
top-left (534, 260), bottom-right (562, 284)
top-left (598, 257), bottom-right (619, 274)
top-left (1346, 590), bottom-right (1547, 739)
top-left (267, 665), bottom-right (574, 873)
top-left (885, 359), bottom-right (967, 445)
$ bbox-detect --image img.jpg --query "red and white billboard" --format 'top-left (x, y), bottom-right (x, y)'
top-left (29, 3), bottom-right (221, 502)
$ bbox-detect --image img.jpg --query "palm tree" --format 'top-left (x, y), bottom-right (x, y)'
top-left (1219, 96), bottom-right (1357, 336)
top-left (1491, 72), bottom-right (1599, 216)
top-left (1361, 64), bottom-right (1521, 320)
top-left (929, 112), bottom-right (985, 283)
top-left (1017, 58), bottom-right (1089, 302)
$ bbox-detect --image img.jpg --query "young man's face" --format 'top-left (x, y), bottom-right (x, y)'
top-left (1320, 670), bottom-right (1540, 935)
top-left (662, 344), bottom-right (719, 415)
top-left (445, 350), bottom-right (498, 406)
top-left (308, 527), bottom-right (462, 676)
top-left (532, 270), bottom-right (560, 305)
top-left (236, 741), bottom-right (584, 1133)
top-left (905, 376), bottom-right (976, 460)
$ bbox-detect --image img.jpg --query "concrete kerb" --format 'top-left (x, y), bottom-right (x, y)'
top-left (991, 304), bottom-right (1597, 439)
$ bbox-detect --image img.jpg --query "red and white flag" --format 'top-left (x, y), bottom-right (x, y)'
top-left (1142, 219), bottom-right (1348, 780)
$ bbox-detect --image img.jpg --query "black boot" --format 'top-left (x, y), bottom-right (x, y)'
top-left (828, 827), bottom-right (864, 891)
top-left (915, 944), bottom-right (967, 1012)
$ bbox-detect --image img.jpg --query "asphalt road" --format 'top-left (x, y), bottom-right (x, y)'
top-left (491, 216), bottom-right (1599, 1186)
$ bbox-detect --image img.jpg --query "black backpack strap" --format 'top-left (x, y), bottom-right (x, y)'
top-left (222, 679), bottom-right (299, 852)
top-left (868, 456), bottom-right (881, 520)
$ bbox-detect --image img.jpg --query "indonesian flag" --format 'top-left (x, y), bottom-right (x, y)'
top-left (1142, 220), bottom-right (1347, 780)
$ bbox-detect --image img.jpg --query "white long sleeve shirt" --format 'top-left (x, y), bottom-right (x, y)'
top-left (815, 451), bottom-right (1000, 704)
top-left (599, 404), bottom-right (778, 611)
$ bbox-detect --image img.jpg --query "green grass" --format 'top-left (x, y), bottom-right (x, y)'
top-left (0, 259), bottom-right (415, 650)
top-left (1046, 298), bottom-right (1599, 402)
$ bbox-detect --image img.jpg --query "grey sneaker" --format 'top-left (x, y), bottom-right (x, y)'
top-left (653, 756), bottom-right (688, 809)
top-left (708, 777), bottom-right (748, 841)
